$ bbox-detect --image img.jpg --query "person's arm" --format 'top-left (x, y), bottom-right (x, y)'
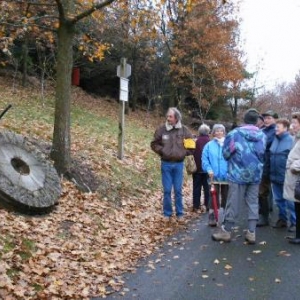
top-left (290, 142), bottom-right (300, 173)
top-left (150, 128), bottom-right (163, 156)
top-left (222, 132), bottom-right (235, 160)
top-left (183, 125), bottom-right (193, 139)
top-left (202, 143), bottom-right (213, 176)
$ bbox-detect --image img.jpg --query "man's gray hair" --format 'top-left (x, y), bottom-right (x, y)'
top-left (198, 124), bottom-right (210, 135)
top-left (167, 107), bottom-right (182, 122)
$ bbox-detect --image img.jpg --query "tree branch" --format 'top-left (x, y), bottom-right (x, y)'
top-left (70, 0), bottom-right (116, 24)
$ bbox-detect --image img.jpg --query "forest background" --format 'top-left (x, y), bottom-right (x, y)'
top-left (0, 0), bottom-right (300, 299)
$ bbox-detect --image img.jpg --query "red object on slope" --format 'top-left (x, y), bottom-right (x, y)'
top-left (72, 67), bottom-right (80, 86)
top-left (210, 184), bottom-right (218, 222)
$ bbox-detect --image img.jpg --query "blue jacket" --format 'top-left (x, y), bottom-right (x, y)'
top-left (270, 132), bottom-right (293, 184)
top-left (202, 139), bottom-right (228, 181)
top-left (262, 124), bottom-right (276, 177)
top-left (223, 125), bottom-right (266, 184)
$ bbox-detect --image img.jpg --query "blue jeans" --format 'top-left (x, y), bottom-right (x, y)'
top-left (271, 182), bottom-right (296, 225)
top-left (161, 160), bottom-right (184, 217)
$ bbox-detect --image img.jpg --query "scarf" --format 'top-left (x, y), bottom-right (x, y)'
top-left (214, 137), bottom-right (225, 147)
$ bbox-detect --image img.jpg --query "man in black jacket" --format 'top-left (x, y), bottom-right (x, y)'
top-left (257, 110), bottom-right (278, 227)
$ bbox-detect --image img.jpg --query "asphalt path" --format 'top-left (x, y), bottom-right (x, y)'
top-left (96, 205), bottom-right (300, 300)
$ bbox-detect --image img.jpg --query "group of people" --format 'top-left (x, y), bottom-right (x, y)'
top-left (151, 107), bottom-right (300, 245)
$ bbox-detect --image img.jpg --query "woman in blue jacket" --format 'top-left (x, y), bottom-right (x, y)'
top-left (202, 124), bottom-right (228, 226)
top-left (270, 118), bottom-right (296, 231)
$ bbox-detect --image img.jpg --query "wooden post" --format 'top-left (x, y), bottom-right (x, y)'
top-left (118, 58), bottom-right (126, 159)
top-left (118, 99), bottom-right (125, 159)
top-left (117, 58), bottom-right (129, 160)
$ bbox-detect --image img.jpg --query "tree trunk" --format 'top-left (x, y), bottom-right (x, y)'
top-left (131, 71), bottom-right (138, 112)
top-left (51, 20), bottom-right (74, 175)
top-left (21, 34), bottom-right (29, 87)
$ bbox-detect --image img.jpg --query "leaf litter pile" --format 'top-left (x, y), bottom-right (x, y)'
top-left (0, 182), bottom-right (195, 299)
top-left (0, 80), bottom-right (197, 299)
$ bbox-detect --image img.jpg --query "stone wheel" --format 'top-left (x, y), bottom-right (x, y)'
top-left (0, 131), bottom-right (61, 214)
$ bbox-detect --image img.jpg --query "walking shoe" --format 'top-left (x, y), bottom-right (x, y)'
top-left (212, 226), bottom-right (231, 242)
top-left (245, 230), bottom-right (256, 244)
top-left (288, 224), bottom-right (296, 232)
top-left (288, 238), bottom-right (300, 244)
top-left (272, 219), bottom-right (287, 228)
top-left (208, 213), bottom-right (217, 227)
top-left (256, 215), bottom-right (269, 227)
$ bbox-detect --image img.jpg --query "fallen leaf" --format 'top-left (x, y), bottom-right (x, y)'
top-left (278, 250), bottom-right (291, 257)
top-left (259, 241), bottom-right (267, 245)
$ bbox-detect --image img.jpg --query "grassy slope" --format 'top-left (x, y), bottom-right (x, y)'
top-left (0, 76), bottom-right (196, 299)
top-left (0, 77), bottom-right (162, 200)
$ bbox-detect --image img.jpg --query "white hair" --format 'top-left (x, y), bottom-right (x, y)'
top-left (211, 124), bottom-right (226, 135)
top-left (198, 124), bottom-right (210, 135)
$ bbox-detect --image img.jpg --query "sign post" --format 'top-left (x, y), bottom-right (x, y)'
top-left (116, 58), bottom-right (131, 160)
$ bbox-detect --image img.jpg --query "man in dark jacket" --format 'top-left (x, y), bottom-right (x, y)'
top-left (151, 107), bottom-right (193, 219)
top-left (270, 119), bottom-right (296, 231)
top-left (257, 110), bottom-right (278, 226)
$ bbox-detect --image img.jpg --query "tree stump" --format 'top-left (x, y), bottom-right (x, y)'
top-left (0, 131), bottom-right (61, 214)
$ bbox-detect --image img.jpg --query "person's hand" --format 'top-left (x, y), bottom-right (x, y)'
top-left (208, 171), bottom-right (214, 180)
top-left (291, 169), bottom-right (299, 174)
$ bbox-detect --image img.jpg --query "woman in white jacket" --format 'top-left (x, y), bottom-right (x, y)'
top-left (283, 112), bottom-right (300, 244)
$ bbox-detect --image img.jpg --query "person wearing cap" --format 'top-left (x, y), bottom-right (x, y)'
top-left (202, 124), bottom-right (228, 226)
top-left (212, 109), bottom-right (266, 244)
top-left (257, 110), bottom-right (278, 227)
top-left (283, 112), bottom-right (300, 244)
top-left (256, 115), bottom-right (265, 129)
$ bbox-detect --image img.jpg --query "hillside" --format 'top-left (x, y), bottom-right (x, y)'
top-left (0, 75), bottom-right (200, 299)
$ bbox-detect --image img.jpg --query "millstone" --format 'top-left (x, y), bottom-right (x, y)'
top-left (0, 131), bottom-right (61, 214)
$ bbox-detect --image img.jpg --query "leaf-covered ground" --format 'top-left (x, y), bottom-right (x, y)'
top-left (0, 76), bottom-right (201, 299)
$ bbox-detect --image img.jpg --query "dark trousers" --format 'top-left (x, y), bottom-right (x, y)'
top-left (295, 202), bottom-right (300, 238)
top-left (259, 176), bottom-right (271, 217)
top-left (209, 183), bottom-right (229, 209)
top-left (192, 172), bottom-right (210, 209)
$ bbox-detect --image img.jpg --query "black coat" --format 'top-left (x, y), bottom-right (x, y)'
top-left (193, 134), bottom-right (210, 172)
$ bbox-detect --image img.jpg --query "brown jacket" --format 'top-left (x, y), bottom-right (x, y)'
top-left (151, 122), bottom-right (193, 161)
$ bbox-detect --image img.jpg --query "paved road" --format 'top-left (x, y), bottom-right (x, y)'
top-left (96, 206), bottom-right (300, 300)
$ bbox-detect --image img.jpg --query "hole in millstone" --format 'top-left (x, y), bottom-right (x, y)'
top-left (11, 157), bottom-right (30, 175)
